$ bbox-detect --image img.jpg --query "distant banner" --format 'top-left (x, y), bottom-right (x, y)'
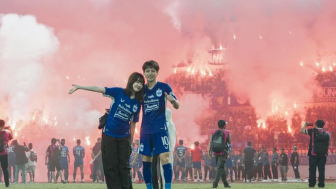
top-left (311, 87), bottom-right (336, 103)
top-left (210, 92), bottom-right (228, 109)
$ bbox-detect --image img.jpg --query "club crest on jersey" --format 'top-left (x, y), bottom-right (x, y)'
top-left (139, 143), bottom-right (144, 152)
top-left (156, 88), bottom-right (162, 97)
top-left (133, 105), bottom-right (138, 113)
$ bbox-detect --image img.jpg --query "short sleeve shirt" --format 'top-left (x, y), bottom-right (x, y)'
top-left (103, 87), bottom-right (141, 138)
top-left (141, 82), bottom-right (177, 134)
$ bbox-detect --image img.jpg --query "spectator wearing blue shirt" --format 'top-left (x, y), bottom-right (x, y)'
top-left (69, 72), bottom-right (145, 189)
top-left (271, 148), bottom-right (279, 180)
top-left (237, 150), bottom-right (244, 180)
top-left (231, 151), bottom-right (238, 181)
top-left (138, 61), bottom-right (179, 189)
top-left (261, 148), bottom-right (271, 180)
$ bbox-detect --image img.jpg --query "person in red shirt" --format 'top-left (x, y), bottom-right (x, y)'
top-left (191, 141), bottom-right (203, 182)
top-left (0, 119), bottom-right (14, 187)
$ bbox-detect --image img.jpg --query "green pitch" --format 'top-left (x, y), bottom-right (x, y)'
top-left (4, 183), bottom-right (336, 189)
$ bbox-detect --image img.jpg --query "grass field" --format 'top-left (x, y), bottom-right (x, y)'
top-left (3, 182), bottom-right (336, 189)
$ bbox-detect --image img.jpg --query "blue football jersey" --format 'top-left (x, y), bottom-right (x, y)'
top-left (141, 82), bottom-right (177, 134)
top-left (175, 145), bottom-right (187, 158)
top-left (103, 87), bottom-right (141, 138)
top-left (60, 146), bottom-right (69, 162)
top-left (73, 146), bottom-right (85, 160)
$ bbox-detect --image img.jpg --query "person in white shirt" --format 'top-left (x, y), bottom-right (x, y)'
top-left (26, 143), bottom-right (37, 183)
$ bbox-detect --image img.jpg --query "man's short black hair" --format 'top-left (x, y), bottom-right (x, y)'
top-left (0, 120), bottom-right (5, 127)
top-left (247, 141), bottom-right (252, 146)
top-left (142, 60), bottom-right (160, 72)
top-left (51, 138), bottom-right (56, 144)
top-left (316, 119), bottom-right (325, 128)
top-left (179, 140), bottom-right (183, 145)
top-left (77, 139), bottom-right (81, 144)
top-left (273, 147), bottom-right (277, 151)
top-left (194, 141), bottom-right (199, 146)
top-left (218, 120), bottom-right (226, 128)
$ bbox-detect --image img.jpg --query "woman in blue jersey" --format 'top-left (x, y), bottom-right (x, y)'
top-left (69, 72), bottom-right (144, 189)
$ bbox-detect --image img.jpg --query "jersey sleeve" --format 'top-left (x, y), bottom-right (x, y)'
top-left (165, 84), bottom-right (177, 100)
top-left (104, 87), bottom-right (121, 99)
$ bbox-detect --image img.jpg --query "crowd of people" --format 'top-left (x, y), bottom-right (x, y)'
top-left (316, 69), bottom-right (336, 84)
top-left (165, 69), bottom-right (227, 95)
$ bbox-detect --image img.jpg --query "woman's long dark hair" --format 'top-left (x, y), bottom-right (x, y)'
top-left (124, 72), bottom-right (145, 102)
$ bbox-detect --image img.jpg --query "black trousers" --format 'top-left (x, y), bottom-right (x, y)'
top-left (309, 156), bottom-right (326, 188)
top-left (271, 163), bottom-right (278, 179)
top-left (263, 165), bottom-right (272, 179)
top-left (232, 166), bottom-right (237, 179)
top-left (244, 161), bottom-right (253, 180)
top-left (237, 166), bottom-right (244, 179)
top-left (152, 154), bottom-right (163, 189)
top-left (257, 164), bottom-right (263, 178)
top-left (204, 166), bottom-right (210, 180)
top-left (92, 160), bottom-right (104, 182)
top-left (292, 165), bottom-right (300, 179)
top-left (0, 155), bottom-right (9, 186)
top-left (102, 133), bottom-right (132, 189)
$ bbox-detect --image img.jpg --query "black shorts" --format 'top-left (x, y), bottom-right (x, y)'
top-left (49, 160), bottom-right (61, 172)
top-left (176, 158), bottom-right (186, 167)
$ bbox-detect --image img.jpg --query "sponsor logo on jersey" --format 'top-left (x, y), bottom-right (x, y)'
top-left (133, 105), bottom-right (138, 113)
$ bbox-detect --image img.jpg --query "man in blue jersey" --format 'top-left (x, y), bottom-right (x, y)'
top-left (139, 60), bottom-right (179, 189)
top-left (174, 140), bottom-right (187, 182)
top-left (73, 139), bottom-right (85, 183)
top-left (60, 139), bottom-right (70, 183)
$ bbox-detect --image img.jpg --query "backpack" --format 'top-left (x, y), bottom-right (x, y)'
top-left (211, 129), bottom-right (227, 153)
top-left (0, 131), bottom-right (6, 153)
top-left (313, 128), bottom-right (330, 155)
top-left (29, 151), bottom-right (37, 162)
top-left (50, 145), bottom-right (61, 161)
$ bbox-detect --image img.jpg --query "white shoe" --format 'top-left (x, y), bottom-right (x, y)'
top-left (200, 179), bottom-right (204, 182)
top-left (194, 179), bottom-right (198, 182)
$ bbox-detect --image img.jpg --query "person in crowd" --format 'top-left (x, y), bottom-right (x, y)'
top-left (290, 146), bottom-right (301, 181)
top-left (225, 151), bottom-right (234, 182)
top-left (261, 148), bottom-right (271, 180)
top-left (185, 152), bottom-right (193, 181)
top-left (26, 143), bottom-right (37, 183)
top-left (252, 156), bottom-right (259, 181)
top-left (174, 140), bottom-right (187, 182)
top-left (138, 60), bottom-right (179, 189)
top-left (92, 137), bottom-right (104, 183)
top-left (271, 148), bottom-right (279, 181)
top-left (192, 141), bottom-right (203, 182)
top-left (60, 139), bottom-right (70, 183)
top-left (69, 72), bottom-right (144, 189)
top-left (45, 140), bottom-right (53, 183)
top-left (279, 148), bottom-right (288, 181)
top-left (46, 138), bottom-right (65, 184)
top-left (208, 120), bottom-right (231, 188)
top-left (237, 150), bottom-right (244, 181)
top-left (73, 139), bottom-right (85, 183)
top-left (131, 139), bottom-right (143, 183)
top-left (12, 140), bottom-right (29, 184)
top-left (210, 154), bottom-right (217, 181)
top-left (0, 120), bottom-right (13, 187)
top-left (301, 120), bottom-right (330, 188)
top-left (7, 143), bottom-right (15, 184)
top-left (243, 141), bottom-right (256, 183)
top-left (231, 151), bottom-right (238, 181)
top-left (203, 152), bottom-right (211, 182)
top-left (256, 148), bottom-right (263, 181)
